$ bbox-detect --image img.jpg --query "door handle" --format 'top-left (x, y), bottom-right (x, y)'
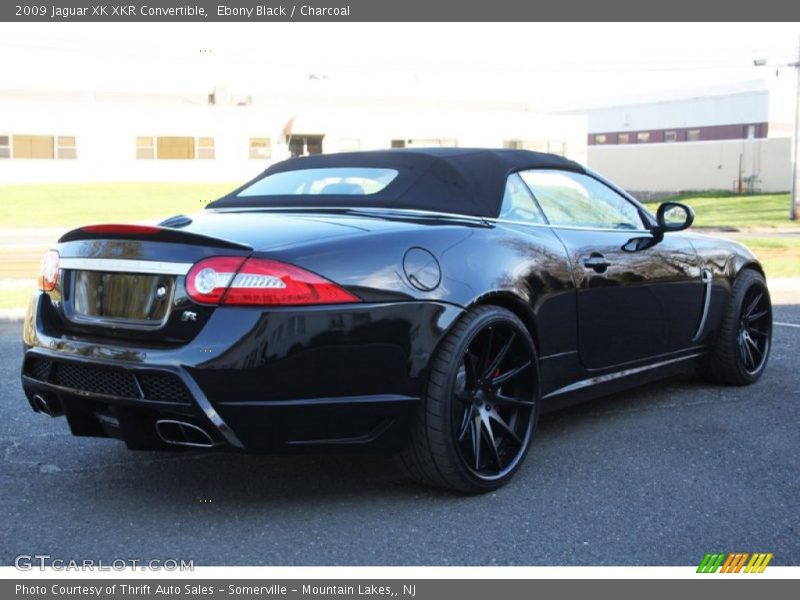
top-left (582, 253), bottom-right (611, 273)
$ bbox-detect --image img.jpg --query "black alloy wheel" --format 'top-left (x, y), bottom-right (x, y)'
top-left (705, 269), bottom-right (772, 385)
top-left (453, 322), bottom-right (536, 480)
top-left (399, 305), bottom-right (539, 492)
top-left (736, 284), bottom-right (771, 374)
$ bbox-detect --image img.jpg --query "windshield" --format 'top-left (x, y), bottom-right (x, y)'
top-left (237, 168), bottom-right (399, 197)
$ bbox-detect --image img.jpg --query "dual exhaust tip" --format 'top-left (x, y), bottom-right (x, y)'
top-left (155, 419), bottom-right (220, 448)
top-left (33, 392), bottom-right (219, 449)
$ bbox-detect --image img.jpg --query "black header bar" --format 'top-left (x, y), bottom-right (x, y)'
top-left (2, 0), bottom-right (799, 21)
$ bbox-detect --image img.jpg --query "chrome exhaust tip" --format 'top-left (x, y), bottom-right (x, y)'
top-left (155, 419), bottom-right (219, 448)
top-left (32, 393), bottom-right (62, 417)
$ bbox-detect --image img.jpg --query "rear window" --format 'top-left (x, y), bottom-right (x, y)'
top-left (237, 167), bottom-right (398, 197)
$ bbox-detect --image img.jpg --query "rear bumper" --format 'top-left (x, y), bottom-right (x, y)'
top-left (21, 351), bottom-right (242, 450)
top-left (21, 293), bottom-right (462, 452)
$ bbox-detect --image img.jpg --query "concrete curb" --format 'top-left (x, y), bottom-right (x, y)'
top-left (0, 309), bottom-right (26, 322)
top-left (767, 277), bottom-right (800, 291)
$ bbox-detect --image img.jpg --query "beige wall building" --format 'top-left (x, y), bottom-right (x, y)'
top-left (0, 88), bottom-right (587, 185)
top-left (588, 138), bottom-right (791, 198)
top-left (566, 80), bottom-right (795, 197)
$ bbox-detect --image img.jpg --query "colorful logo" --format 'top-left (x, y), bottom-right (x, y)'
top-left (697, 552), bottom-right (773, 573)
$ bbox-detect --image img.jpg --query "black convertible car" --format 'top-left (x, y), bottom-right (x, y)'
top-left (21, 148), bottom-right (772, 492)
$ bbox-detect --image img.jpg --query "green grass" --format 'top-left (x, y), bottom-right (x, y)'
top-left (737, 237), bottom-right (800, 250)
top-left (0, 185), bottom-right (798, 310)
top-left (0, 183), bottom-right (795, 230)
top-left (645, 192), bottom-right (798, 229)
top-left (0, 182), bottom-right (238, 228)
top-left (760, 257), bottom-right (800, 278)
top-left (0, 287), bottom-right (35, 310)
top-left (742, 238), bottom-right (800, 278)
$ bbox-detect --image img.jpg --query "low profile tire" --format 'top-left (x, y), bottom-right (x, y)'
top-left (399, 305), bottom-right (540, 493)
top-left (704, 269), bottom-right (772, 385)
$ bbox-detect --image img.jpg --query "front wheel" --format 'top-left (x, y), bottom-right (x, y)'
top-left (704, 269), bottom-right (772, 385)
top-left (399, 306), bottom-right (539, 493)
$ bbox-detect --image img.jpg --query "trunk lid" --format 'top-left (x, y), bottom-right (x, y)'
top-left (50, 211), bottom-right (382, 343)
top-left (59, 211), bottom-right (373, 250)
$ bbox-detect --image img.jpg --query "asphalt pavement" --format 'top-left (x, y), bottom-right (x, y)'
top-left (1, 306), bottom-right (798, 566)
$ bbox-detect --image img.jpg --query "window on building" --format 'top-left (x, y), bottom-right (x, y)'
top-left (12, 135), bottom-right (54, 159)
top-left (157, 136), bottom-right (195, 159)
top-left (390, 138), bottom-right (459, 149)
top-left (4, 135), bottom-right (77, 159)
top-left (249, 138), bottom-right (271, 159)
top-left (664, 131), bottom-right (678, 143)
top-left (636, 132), bottom-right (651, 143)
top-left (136, 137), bottom-right (155, 159)
top-left (618, 133), bottom-right (630, 144)
top-left (687, 129), bottom-right (701, 142)
top-left (594, 134), bottom-right (607, 145)
top-left (137, 136), bottom-right (215, 160)
top-left (197, 137), bottom-right (215, 160)
top-left (288, 134), bottom-right (324, 157)
top-left (339, 138), bottom-right (360, 152)
top-left (57, 136), bottom-right (77, 159)
top-left (503, 140), bottom-right (553, 152)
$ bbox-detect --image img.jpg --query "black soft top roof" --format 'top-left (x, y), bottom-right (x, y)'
top-left (208, 148), bottom-right (586, 218)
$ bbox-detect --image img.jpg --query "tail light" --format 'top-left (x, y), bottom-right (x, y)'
top-left (186, 257), bottom-right (360, 306)
top-left (39, 250), bottom-right (60, 292)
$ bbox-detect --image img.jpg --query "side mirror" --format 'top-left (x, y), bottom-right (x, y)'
top-left (656, 202), bottom-right (694, 232)
top-left (626, 202), bottom-right (694, 251)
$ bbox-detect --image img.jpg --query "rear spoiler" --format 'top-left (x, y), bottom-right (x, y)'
top-left (58, 224), bottom-right (253, 251)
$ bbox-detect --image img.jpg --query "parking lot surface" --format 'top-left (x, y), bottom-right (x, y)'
top-left (1, 305), bottom-right (798, 566)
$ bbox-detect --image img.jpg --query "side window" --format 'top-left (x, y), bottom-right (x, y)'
top-left (519, 170), bottom-right (645, 230)
top-left (498, 173), bottom-right (547, 224)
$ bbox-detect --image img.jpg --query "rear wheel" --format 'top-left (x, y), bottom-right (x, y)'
top-left (399, 306), bottom-right (539, 493)
top-left (704, 269), bottom-right (772, 385)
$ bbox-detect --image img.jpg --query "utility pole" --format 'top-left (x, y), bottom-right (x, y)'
top-left (791, 34), bottom-right (800, 220)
